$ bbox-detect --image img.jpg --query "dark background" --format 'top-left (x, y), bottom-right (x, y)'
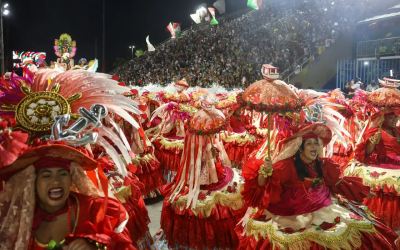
top-left (5, 0), bottom-right (249, 72)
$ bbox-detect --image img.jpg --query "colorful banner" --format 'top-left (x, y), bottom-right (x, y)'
top-left (247, 0), bottom-right (263, 10)
top-left (146, 36), bottom-right (155, 52)
top-left (213, 0), bottom-right (225, 14)
top-left (208, 8), bottom-right (218, 25)
top-left (12, 51), bottom-right (46, 68)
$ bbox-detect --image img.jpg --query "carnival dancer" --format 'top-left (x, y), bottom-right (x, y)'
top-left (0, 66), bottom-right (149, 249)
top-left (295, 88), bottom-right (354, 172)
top-left (113, 91), bottom-right (163, 199)
top-left (78, 58), bottom-right (87, 68)
top-left (56, 55), bottom-right (71, 71)
top-left (0, 118), bottom-right (135, 250)
top-left (344, 79), bottom-right (400, 233)
top-left (237, 123), bottom-right (398, 250)
top-left (150, 101), bottom-right (196, 183)
top-left (220, 103), bottom-right (260, 168)
top-left (98, 156), bottom-right (154, 250)
top-left (154, 99), bottom-right (247, 250)
top-left (168, 78), bottom-right (191, 104)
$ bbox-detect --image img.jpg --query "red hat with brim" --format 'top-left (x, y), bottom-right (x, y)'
top-left (174, 79), bottom-right (189, 90)
top-left (0, 144), bottom-right (98, 181)
top-left (280, 123), bottom-right (332, 147)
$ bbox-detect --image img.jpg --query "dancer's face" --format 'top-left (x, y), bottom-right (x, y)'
top-left (384, 115), bottom-right (399, 129)
top-left (36, 167), bottom-right (71, 213)
top-left (233, 109), bottom-right (241, 116)
top-left (300, 138), bottom-right (320, 162)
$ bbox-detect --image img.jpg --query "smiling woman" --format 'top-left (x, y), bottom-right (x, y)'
top-left (237, 123), bottom-right (399, 250)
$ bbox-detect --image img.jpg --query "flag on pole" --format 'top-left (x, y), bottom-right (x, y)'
top-left (190, 13), bottom-right (201, 24)
top-left (167, 23), bottom-right (175, 38)
top-left (247, 0), bottom-right (263, 10)
top-left (208, 8), bottom-right (218, 25)
top-left (213, 0), bottom-right (225, 14)
top-left (173, 23), bottom-right (182, 38)
top-left (205, 11), bottom-right (211, 22)
top-left (167, 22), bottom-right (182, 38)
top-left (146, 36), bottom-right (155, 51)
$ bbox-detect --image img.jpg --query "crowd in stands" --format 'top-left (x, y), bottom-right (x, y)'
top-left (111, 0), bottom-right (372, 88)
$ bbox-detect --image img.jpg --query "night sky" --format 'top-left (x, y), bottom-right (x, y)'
top-left (5, 0), bottom-right (248, 72)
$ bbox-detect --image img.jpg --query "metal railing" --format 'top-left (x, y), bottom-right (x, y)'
top-left (357, 36), bottom-right (400, 58)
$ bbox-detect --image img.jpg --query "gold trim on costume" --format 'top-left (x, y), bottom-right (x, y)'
top-left (344, 160), bottom-right (400, 194)
top-left (131, 153), bottom-right (154, 165)
top-left (115, 185), bottom-right (132, 204)
top-left (220, 132), bottom-right (256, 144)
top-left (16, 91), bottom-right (70, 132)
top-left (246, 219), bottom-right (377, 250)
top-left (159, 136), bottom-right (184, 150)
top-left (171, 171), bottom-right (245, 217)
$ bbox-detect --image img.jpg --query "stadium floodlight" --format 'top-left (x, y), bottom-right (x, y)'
top-left (129, 46), bottom-right (135, 59)
top-left (3, 3), bottom-right (8, 8)
top-left (364, 62), bottom-right (369, 65)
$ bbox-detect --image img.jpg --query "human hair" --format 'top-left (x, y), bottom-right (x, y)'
top-left (293, 140), bottom-right (323, 181)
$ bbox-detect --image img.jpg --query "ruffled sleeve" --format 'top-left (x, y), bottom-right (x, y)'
top-left (354, 127), bottom-right (381, 164)
top-left (241, 157), bottom-right (292, 209)
top-left (322, 158), bottom-right (370, 202)
top-left (69, 193), bottom-right (136, 250)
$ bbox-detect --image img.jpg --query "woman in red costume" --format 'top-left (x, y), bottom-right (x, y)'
top-left (150, 102), bottom-right (194, 183)
top-left (97, 156), bottom-right (153, 250)
top-left (0, 144), bottom-right (135, 250)
top-left (222, 103), bottom-right (260, 168)
top-left (143, 100), bottom-right (162, 139)
top-left (237, 123), bottom-right (398, 250)
top-left (344, 81), bottom-right (400, 233)
top-left (349, 111), bottom-right (400, 233)
top-left (154, 99), bottom-right (247, 250)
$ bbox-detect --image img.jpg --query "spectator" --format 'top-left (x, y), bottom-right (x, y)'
top-left (355, 77), bottom-right (365, 90)
top-left (111, 0), bottom-right (370, 89)
top-left (350, 78), bottom-right (361, 90)
top-left (366, 80), bottom-right (379, 92)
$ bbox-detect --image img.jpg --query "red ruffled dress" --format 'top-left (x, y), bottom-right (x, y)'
top-left (156, 165), bottom-right (247, 250)
top-left (143, 117), bottom-right (163, 140)
top-left (347, 127), bottom-right (400, 232)
top-left (132, 147), bottom-right (164, 197)
top-left (105, 168), bottom-right (153, 250)
top-left (331, 141), bottom-right (354, 172)
top-left (32, 192), bottom-right (135, 250)
top-left (236, 157), bottom-right (398, 250)
top-left (153, 126), bottom-right (184, 183)
top-left (153, 128), bottom-right (184, 173)
top-left (222, 115), bottom-right (259, 168)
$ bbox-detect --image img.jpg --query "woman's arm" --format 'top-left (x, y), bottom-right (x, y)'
top-left (365, 131), bottom-right (381, 155)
